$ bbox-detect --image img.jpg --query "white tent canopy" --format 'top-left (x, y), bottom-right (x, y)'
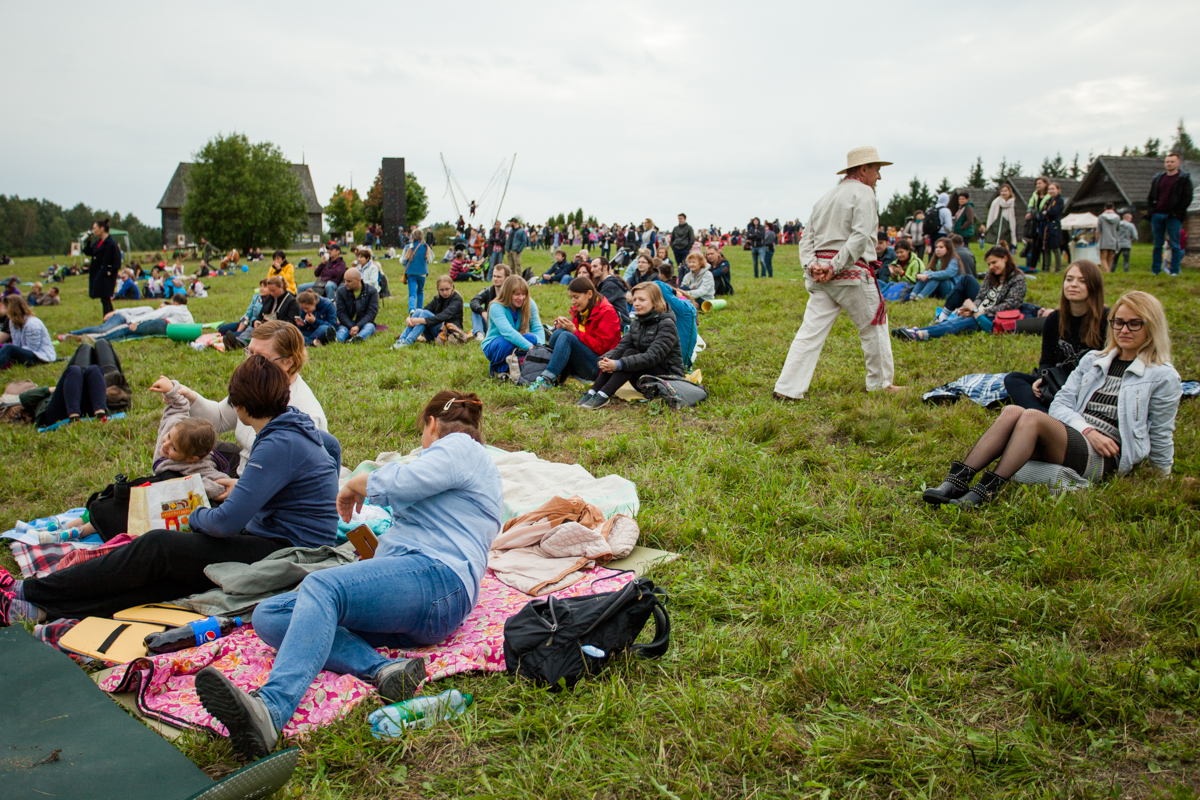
top-left (1060, 212), bottom-right (1098, 230)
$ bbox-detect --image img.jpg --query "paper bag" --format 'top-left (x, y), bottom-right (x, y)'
top-left (127, 475), bottom-right (210, 537)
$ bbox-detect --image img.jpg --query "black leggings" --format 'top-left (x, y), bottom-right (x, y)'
top-left (1003, 371), bottom-right (1049, 411)
top-left (23, 530), bottom-right (288, 621)
top-left (42, 365), bottom-right (107, 426)
top-left (100, 296), bottom-right (114, 316)
top-left (592, 367), bottom-right (657, 397)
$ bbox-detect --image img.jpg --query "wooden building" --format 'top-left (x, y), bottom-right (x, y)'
top-left (1066, 155), bottom-right (1200, 253)
top-left (156, 163), bottom-right (324, 247)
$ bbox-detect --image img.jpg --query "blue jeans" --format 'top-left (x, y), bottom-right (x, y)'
top-left (407, 275), bottom-right (426, 312)
top-left (0, 344), bottom-right (45, 368)
top-left (252, 553), bottom-right (471, 731)
top-left (942, 274), bottom-right (980, 312)
top-left (914, 313), bottom-right (980, 339)
top-left (217, 321), bottom-right (242, 336)
top-left (97, 318), bottom-right (169, 341)
top-left (543, 329), bottom-right (600, 382)
top-left (71, 314), bottom-right (127, 335)
top-left (1151, 213), bottom-right (1183, 274)
top-left (301, 323), bottom-right (334, 345)
top-left (912, 273), bottom-right (970, 301)
top-left (336, 321), bottom-right (376, 342)
top-left (483, 333), bottom-right (538, 371)
top-left (396, 309), bottom-right (441, 345)
top-left (752, 247), bottom-right (768, 277)
top-left (762, 248), bottom-right (774, 277)
top-left (471, 311), bottom-right (487, 337)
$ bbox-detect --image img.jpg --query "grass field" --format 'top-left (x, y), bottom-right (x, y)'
top-left (1, 242), bottom-right (1198, 799)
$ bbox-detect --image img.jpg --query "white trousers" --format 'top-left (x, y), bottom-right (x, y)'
top-left (773, 279), bottom-right (895, 398)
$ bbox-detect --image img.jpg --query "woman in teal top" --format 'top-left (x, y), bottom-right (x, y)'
top-left (480, 275), bottom-right (546, 376)
top-left (195, 391), bottom-right (503, 761)
top-left (404, 233), bottom-right (432, 313)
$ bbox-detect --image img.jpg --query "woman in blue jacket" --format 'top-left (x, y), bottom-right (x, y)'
top-left (195, 391), bottom-right (503, 761)
top-left (923, 291), bottom-right (1180, 509)
top-left (480, 275), bottom-right (545, 376)
top-left (909, 238), bottom-right (975, 303)
top-left (2, 356), bottom-right (341, 625)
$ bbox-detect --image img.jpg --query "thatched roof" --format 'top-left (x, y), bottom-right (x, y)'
top-left (1066, 155), bottom-right (1200, 214)
top-left (157, 162), bottom-right (323, 214)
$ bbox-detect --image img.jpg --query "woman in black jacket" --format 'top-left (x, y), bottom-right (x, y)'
top-left (83, 218), bottom-right (122, 316)
top-left (1041, 183), bottom-right (1066, 272)
top-left (394, 275), bottom-right (465, 347)
top-left (579, 282), bottom-right (684, 409)
top-left (1004, 260), bottom-right (1108, 411)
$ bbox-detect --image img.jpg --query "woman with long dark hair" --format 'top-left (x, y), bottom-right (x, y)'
top-left (1004, 260), bottom-right (1108, 410)
top-left (1041, 182), bottom-right (1066, 272)
top-left (527, 277), bottom-right (621, 390)
top-left (894, 246), bottom-right (1027, 341)
top-left (84, 218), bottom-right (122, 317)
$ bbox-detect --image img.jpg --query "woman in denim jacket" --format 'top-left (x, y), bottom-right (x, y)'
top-left (923, 291), bottom-right (1180, 508)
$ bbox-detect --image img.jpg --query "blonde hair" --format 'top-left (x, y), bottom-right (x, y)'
top-left (435, 274), bottom-right (454, 289)
top-left (495, 275), bottom-right (532, 333)
top-left (4, 295), bottom-right (33, 327)
top-left (1105, 291), bottom-right (1171, 366)
top-left (249, 319), bottom-right (308, 376)
top-left (632, 282), bottom-right (667, 314)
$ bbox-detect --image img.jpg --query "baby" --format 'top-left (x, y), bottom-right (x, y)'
top-left (148, 376), bottom-right (225, 497)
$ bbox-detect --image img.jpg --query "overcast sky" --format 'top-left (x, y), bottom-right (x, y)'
top-left (3, 1), bottom-right (1197, 231)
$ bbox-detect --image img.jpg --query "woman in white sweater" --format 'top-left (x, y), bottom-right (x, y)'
top-left (0, 296), bottom-right (56, 368)
top-left (170, 321), bottom-right (327, 479)
top-left (983, 184), bottom-right (1019, 248)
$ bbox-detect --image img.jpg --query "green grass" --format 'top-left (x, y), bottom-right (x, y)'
top-left (2, 243), bottom-right (1198, 799)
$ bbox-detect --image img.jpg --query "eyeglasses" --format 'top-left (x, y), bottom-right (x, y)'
top-left (1111, 318), bottom-right (1144, 332)
top-left (244, 349), bottom-right (285, 362)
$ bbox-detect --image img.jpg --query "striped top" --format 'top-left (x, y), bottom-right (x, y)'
top-left (1081, 359), bottom-right (1132, 447)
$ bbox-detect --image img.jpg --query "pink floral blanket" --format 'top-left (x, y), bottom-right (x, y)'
top-left (97, 568), bottom-right (632, 737)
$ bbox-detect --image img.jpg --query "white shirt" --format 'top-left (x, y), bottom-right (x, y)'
top-left (798, 178), bottom-right (879, 275)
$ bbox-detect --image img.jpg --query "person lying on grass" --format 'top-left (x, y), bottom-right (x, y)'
top-left (923, 291), bottom-right (1180, 510)
top-left (1, 355), bottom-right (341, 627)
top-left (481, 275), bottom-right (545, 377)
top-left (893, 246), bottom-right (1027, 341)
top-left (579, 282), bottom-right (684, 410)
top-left (526, 277), bottom-right (622, 391)
top-left (193, 390), bottom-right (503, 762)
top-left (1004, 260), bottom-right (1108, 411)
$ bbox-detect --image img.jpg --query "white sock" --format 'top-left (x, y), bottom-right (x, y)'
top-left (586, 389), bottom-right (596, 395)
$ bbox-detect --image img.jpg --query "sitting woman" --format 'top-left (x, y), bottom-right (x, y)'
top-left (527, 277), bottom-right (621, 391)
top-left (394, 275), bottom-right (466, 347)
top-left (176, 321), bottom-right (327, 476)
top-left (908, 237), bottom-right (977, 305)
top-left (624, 253), bottom-right (657, 296)
top-left (705, 244), bottom-right (733, 296)
top-left (112, 269), bottom-right (140, 301)
top-left (924, 291), bottom-right (1180, 509)
top-left (0, 296), bottom-right (56, 369)
top-left (894, 246), bottom-right (1027, 341)
top-left (678, 252), bottom-right (715, 308)
top-left (194, 391), bottom-right (502, 761)
top-left (1005, 260), bottom-right (1108, 411)
top-left (1, 356), bottom-right (341, 626)
top-left (877, 239), bottom-right (924, 294)
top-left (481, 275), bottom-right (545, 377)
top-left (579, 282), bottom-right (684, 409)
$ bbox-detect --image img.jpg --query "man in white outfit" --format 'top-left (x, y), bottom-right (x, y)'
top-left (773, 146), bottom-right (901, 400)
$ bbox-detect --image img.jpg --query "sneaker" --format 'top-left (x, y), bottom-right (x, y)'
top-left (0, 570), bottom-right (15, 593)
top-left (195, 667), bottom-right (279, 761)
top-left (222, 331), bottom-right (245, 351)
top-left (589, 393), bottom-right (612, 410)
top-left (473, 331), bottom-right (484, 342)
top-left (576, 391), bottom-right (595, 407)
top-left (350, 335), bottom-right (365, 344)
top-left (0, 590), bottom-right (13, 628)
top-left (392, 337), bottom-right (409, 350)
top-left (525, 376), bottom-right (554, 393)
top-left (374, 657), bottom-right (427, 703)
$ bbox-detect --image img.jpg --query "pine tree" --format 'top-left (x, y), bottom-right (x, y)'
top-left (991, 157), bottom-right (1022, 185)
top-left (936, 177), bottom-right (952, 195)
top-left (1171, 119), bottom-right (1198, 161)
top-left (967, 157), bottom-right (986, 188)
top-left (1039, 153), bottom-right (1066, 178)
top-left (1144, 138), bottom-right (1162, 158)
top-left (1068, 153), bottom-right (1083, 179)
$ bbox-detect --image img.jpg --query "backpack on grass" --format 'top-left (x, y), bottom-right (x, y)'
top-left (636, 375), bottom-right (708, 409)
top-left (503, 576), bottom-right (670, 690)
top-left (517, 344), bottom-right (554, 386)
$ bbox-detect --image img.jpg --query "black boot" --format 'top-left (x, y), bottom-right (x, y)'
top-left (950, 470), bottom-right (1009, 509)
top-left (922, 461), bottom-right (977, 505)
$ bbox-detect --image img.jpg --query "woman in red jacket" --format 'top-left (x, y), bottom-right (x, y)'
top-left (526, 277), bottom-right (621, 391)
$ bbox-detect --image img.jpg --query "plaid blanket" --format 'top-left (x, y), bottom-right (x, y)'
top-left (922, 373), bottom-right (1010, 407)
top-left (11, 535), bottom-right (132, 579)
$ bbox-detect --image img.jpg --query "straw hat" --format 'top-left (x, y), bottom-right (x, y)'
top-left (837, 146), bottom-right (893, 175)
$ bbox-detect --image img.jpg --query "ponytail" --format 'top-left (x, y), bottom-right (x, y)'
top-left (418, 390), bottom-right (485, 444)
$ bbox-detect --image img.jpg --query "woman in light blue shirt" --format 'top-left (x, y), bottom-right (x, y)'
top-left (480, 275), bottom-right (545, 377)
top-left (195, 390), bottom-right (503, 761)
top-left (0, 296), bottom-right (56, 368)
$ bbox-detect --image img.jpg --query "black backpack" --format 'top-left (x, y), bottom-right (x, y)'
top-left (517, 344), bottom-right (554, 386)
top-left (922, 207), bottom-right (941, 240)
top-left (85, 472), bottom-right (182, 541)
top-left (636, 375), bottom-right (708, 408)
top-left (503, 576), bottom-right (670, 690)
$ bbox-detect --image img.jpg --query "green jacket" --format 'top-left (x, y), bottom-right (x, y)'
top-left (898, 254), bottom-right (924, 283)
top-left (952, 201), bottom-right (975, 239)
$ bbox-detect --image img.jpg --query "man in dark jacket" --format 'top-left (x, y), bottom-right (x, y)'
top-left (84, 220), bottom-right (122, 317)
top-left (591, 257), bottom-right (631, 328)
top-left (335, 268), bottom-right (379, 343)
top-left (704, 245), bottom-right (734, 296)
top-left (540, 249), bottom-right (575, 285)
top-left (746, 218), bottom-right (767, 278)
top-left (468, 263), bottom-right (509, 340)
top-left (314, 244), bottom-right (348, 298)
top-left (1147, 152), bottom-right (1195, 276)
top-left (671, 214), bottom-right (696, 271)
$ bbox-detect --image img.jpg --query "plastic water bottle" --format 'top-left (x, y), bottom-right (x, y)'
top-left (368, 689), bottom-right (473, 739)
top-left (143, 616), bottom-right (243, 654)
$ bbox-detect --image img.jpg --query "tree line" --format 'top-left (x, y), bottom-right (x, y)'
top-left (0, 196), bottom-right (161, 257)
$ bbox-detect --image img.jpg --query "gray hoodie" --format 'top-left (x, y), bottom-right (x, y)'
top-left (936, 193), bottom-right (953, 235)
